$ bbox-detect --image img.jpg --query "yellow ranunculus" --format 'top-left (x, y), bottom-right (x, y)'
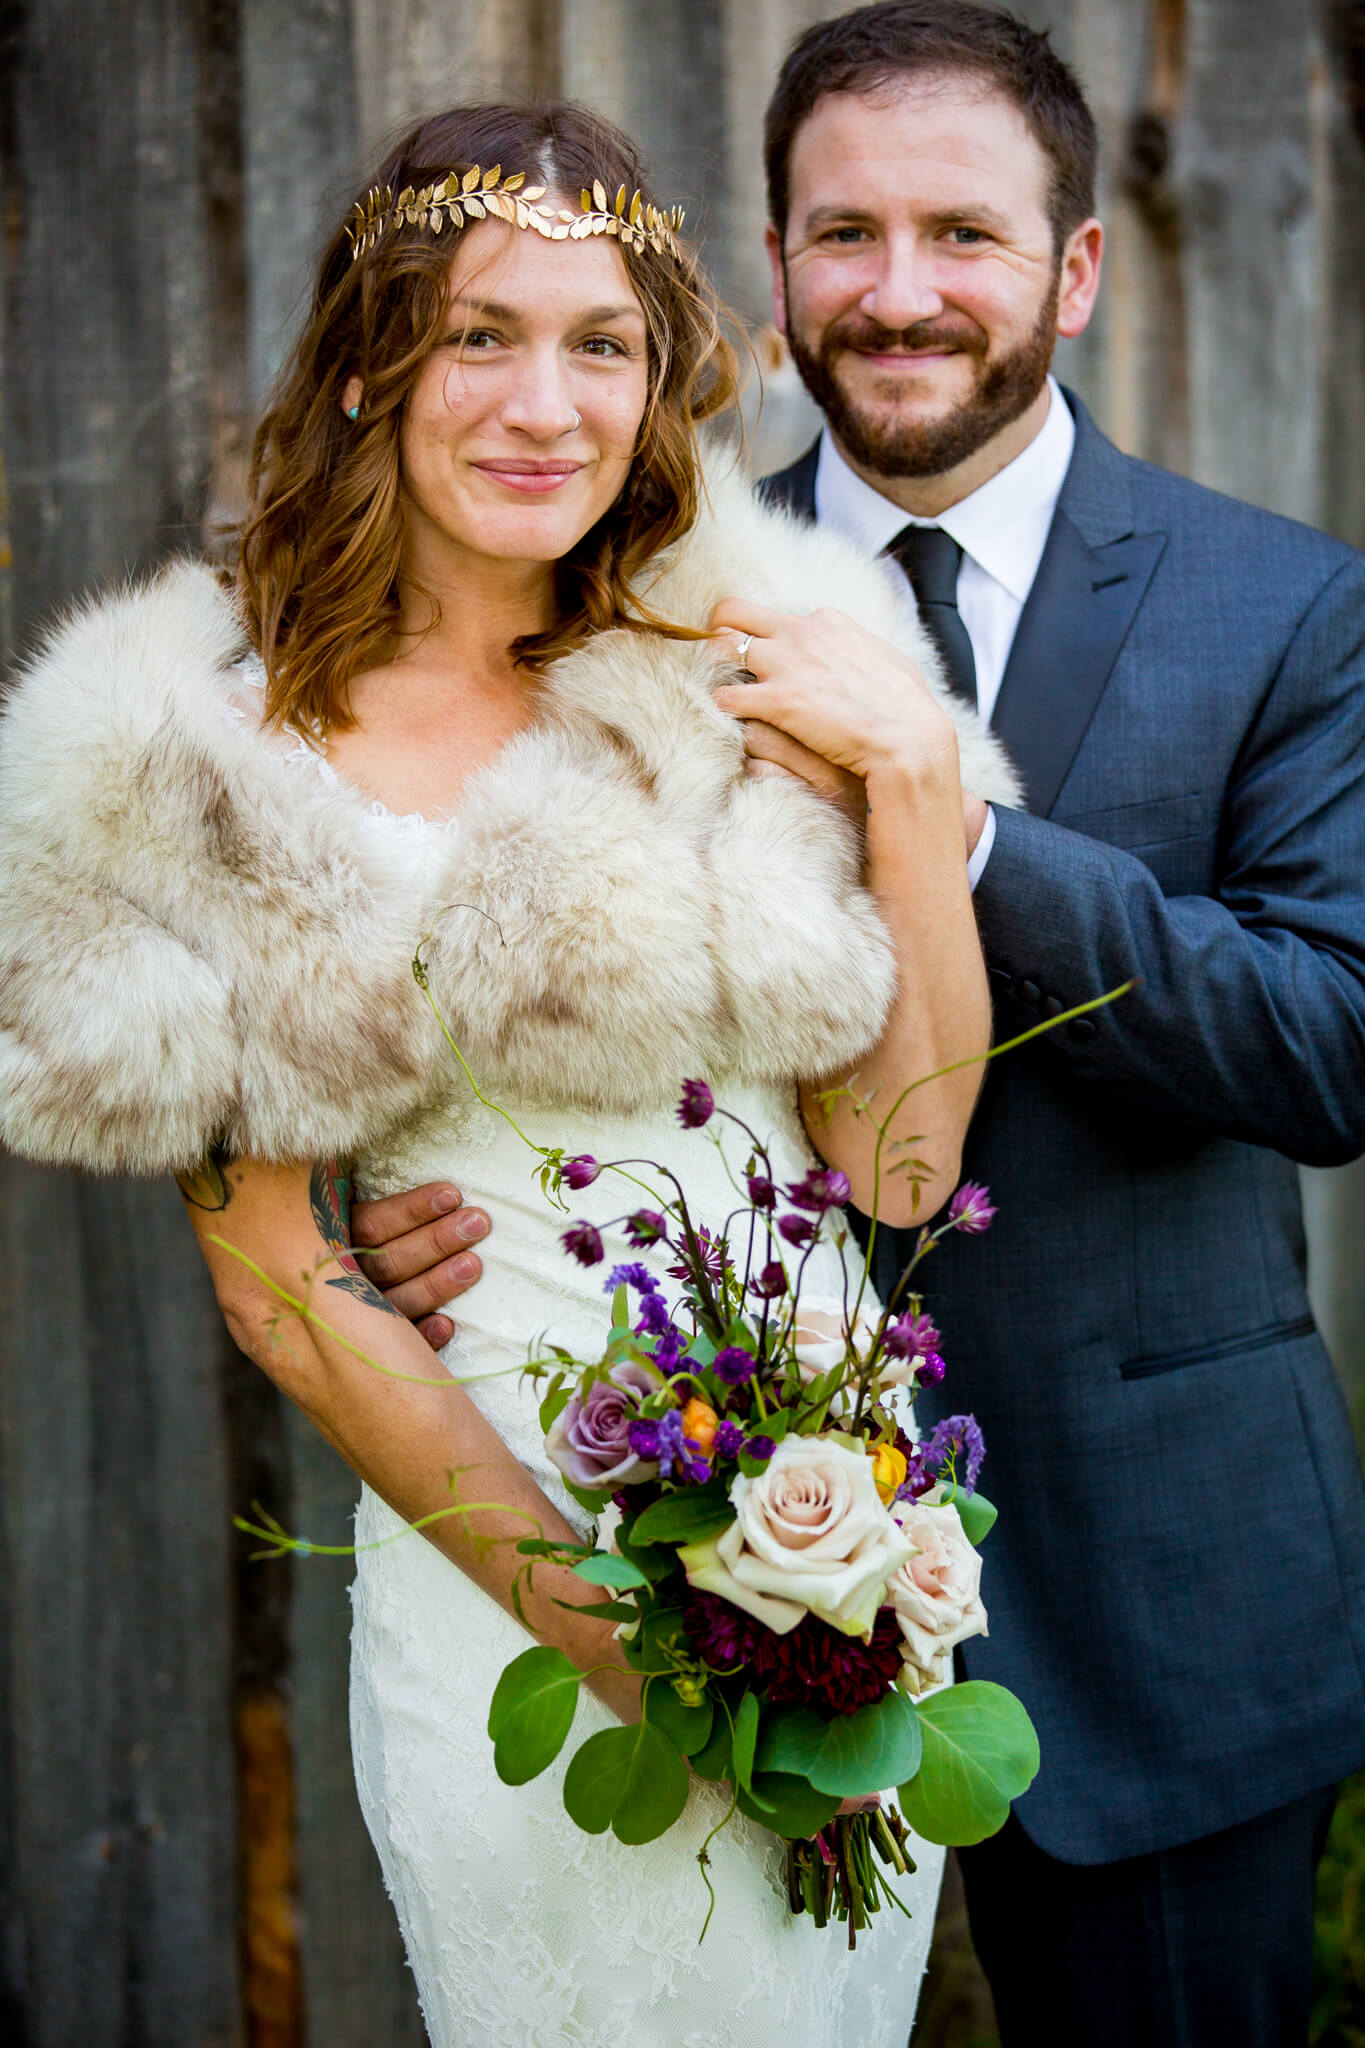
top-left (871, 1442), bottom-right (908, 1505)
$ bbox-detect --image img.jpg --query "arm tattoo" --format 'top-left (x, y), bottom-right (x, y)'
top-left (176, 1146), bottom-right (233, 1212)
top-left (309, 1159), bottom-right (402, 1317)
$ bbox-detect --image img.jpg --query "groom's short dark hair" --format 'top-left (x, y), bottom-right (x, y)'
top-left (764, 0), bottom-right (1098, 252)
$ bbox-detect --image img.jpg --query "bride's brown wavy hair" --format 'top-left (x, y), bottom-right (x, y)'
top-left (238, 101), bottom-right (741, 737)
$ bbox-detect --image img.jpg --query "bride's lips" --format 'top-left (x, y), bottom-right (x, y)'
top-left (473, 459), bottom-right (586, 495)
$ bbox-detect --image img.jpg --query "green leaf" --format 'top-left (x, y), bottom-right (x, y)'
top-left (689, 1709), bottom-right (734, 1782)
top-left (731, 1691), bottom-right (760, 1795)
top-left (686, 1332), bottom-right (718, 1368)
top-left (897, 1681), bottom-right (1040, 1846)
top-left (560, 1475), bottom-right (612, 1517)
top-left (572, 1552), bottom-right (649, 1591)
top-left (615, 1524), bottom-right (671, 1584)
top-left (737, 1771), bottom-right (841, 1840)
top-left (611, 1282), bottom-right (629, 1328)
top-left (630, 1488), bottom-right (736, 1547)
top-left (955, 1489), bottom-right (998, 1546)
top-left (562, 1720), bottom-right (690, 1844)
top-left (765, 1408), bottom-right (792, 1444)
top-left (644, 1681), bottom-right (714, 1756)
top-left (486, 1646), bottom-right (582, 1786)
top-left (538, 1381), bottom-right (571, 1434)
top-left (758, 1688), bottom-right (923, 1797)
top-left (552, 1596), bottom-right (637, 1622)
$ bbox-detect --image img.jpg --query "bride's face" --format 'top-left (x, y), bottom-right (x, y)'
top-left (395, 216), bottom-right (651, 577)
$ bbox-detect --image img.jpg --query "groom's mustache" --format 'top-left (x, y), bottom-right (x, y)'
top-left (824, 314), bottom-right (989, 360)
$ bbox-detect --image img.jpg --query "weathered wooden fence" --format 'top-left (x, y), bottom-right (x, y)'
top-left (1, 3), bottom-right (1362, 2042)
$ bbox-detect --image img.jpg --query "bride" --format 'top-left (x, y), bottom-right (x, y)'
top-left (0, 100), bottom-right (1017, 2045)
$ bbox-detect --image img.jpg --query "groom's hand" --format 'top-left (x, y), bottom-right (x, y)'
top-left (349, 1182), bottom-right (489, 1350)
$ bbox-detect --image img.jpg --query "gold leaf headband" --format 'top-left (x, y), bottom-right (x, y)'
top-left (346, 164), bottom-right (686, 263)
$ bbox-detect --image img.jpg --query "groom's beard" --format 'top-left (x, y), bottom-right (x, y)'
top-left (784, 272), bottom-right (1060, 480)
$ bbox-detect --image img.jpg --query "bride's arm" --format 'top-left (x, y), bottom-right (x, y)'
top-left (179, 1152), bottom-right (642, 1722)
top-left (711, 601), bottom-right (990, 1226)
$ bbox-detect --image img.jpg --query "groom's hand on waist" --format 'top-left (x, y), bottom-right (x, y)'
top-left (348, 1182), bottom-right (489, 1350)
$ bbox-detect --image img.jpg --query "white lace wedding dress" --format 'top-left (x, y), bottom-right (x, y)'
top-left (345, 809), bottom-right (943, 2048)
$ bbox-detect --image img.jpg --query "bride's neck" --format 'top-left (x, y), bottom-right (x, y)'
top-left (395, 540), bottom-right (558, 682)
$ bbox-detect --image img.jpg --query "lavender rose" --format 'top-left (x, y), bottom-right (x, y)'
top-left (545, 1361), bottom-right (662, 1490)
top-left (679, 1435), bottom-right (912, 1640)
top-left (888, 1498), bottom-right (988, 1693)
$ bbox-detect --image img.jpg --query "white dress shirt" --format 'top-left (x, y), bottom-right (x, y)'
top-left (813, 377), bottom-right (1076, 883)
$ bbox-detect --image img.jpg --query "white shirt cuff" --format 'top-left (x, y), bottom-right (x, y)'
top-left (966, 804), bottom-right (997, 893)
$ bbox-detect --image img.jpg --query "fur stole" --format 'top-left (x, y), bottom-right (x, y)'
top-left (0, 462), bottom-right (1020, 1175)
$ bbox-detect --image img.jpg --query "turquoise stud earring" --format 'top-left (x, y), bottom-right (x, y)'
top-left (347, 405), bottom-right (360, 420)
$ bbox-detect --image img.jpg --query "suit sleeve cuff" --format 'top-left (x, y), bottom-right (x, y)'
top-left (966, 804), bottom-right (997, 893)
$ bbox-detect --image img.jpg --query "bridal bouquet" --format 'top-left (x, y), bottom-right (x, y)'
top-left (489, 1077), bottom-right (1039, 1943)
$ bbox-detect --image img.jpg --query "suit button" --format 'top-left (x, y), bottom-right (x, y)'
top-left (1040, 994), bottom-right (1063, 1019)
top-left (1016, 979), bottom-right (1041, 1004)
top-left (1068, 1017), bottom-right (1097, 1041)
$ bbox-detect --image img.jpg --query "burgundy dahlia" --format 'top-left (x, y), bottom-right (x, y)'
top-left (682, 1594), bottom-right (903, 1715)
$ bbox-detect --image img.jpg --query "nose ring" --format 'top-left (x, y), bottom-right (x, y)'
top-left (570, 409), bottom-right (582, 430)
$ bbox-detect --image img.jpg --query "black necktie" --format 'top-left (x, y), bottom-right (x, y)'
top-left (885, 524), bottom-right (978, 710)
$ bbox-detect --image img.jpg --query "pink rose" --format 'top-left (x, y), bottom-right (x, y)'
top-left (679, 1435), bottom-right (912, 1639)
top-left (888, 1499), bottom-right (988, 1692)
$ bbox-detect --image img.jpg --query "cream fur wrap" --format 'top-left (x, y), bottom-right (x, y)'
top-left (0, 463), bottom-right (1021, 1175)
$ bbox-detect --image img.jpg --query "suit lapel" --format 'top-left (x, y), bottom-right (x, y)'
top-left (757, 439), bottom-right (819, 520)
top-left (991, 397), bottom-right (1166, 816)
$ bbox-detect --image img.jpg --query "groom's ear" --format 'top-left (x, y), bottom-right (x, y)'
top-left (764, 223), bottom-right (788, 337)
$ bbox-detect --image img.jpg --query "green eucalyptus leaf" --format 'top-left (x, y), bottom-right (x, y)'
top-left (615, 1525), bottom-right (671, 1583)
top-left (630, 1488), bottom-right (735, 1547)
top-left (897, 1681), bottom-right (1040, 1846)
top-left (644, 1681), bottom-right (714, 1756)
top-left (949, 1488), bottom-right (998, 1546)
top-left (562, 1720), bottom-right (690, 1844)
top-left (572, 1552), bottom-right (650, 1591)
top-left (552, 1595), bottom-right (637, 1622)
top-left (689, 1709), bottom-right (734, 1782)
top-left (731, 1691), bottom-right (760, 1795)
top-left (758, 1688), bottom-right (922, 1797)
top-left (686, 1332), bottom-right (718, 1368)
top-left (736, 1771), bottom-right (841, 1839)
top-left (486, 1646), bottom-right (582, 1786)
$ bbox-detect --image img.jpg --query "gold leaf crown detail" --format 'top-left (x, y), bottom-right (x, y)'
top-left (346, 164), bottom-right (686, 262)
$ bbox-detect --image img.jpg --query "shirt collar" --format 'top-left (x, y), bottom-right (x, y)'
top-left (813, 375), bottom-right (1076, 603)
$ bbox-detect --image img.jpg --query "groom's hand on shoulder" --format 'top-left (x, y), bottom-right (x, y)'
top-left (349, 1182), bottom-right (490, 1350)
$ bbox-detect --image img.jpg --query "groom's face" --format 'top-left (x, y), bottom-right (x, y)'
top-left (769, 78), bottom-right (1087, 480)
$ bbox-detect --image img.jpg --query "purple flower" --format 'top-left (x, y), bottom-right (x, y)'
top-left (919, 1413), bottom-right (986, 1494)
top-left (712, 1345), bottom-right (756, 1386)
top-left (894, 1455), bottom-right (937, 1503)
top-left (948, 1181), bottom-right (997, 1234)
top-left (744, 1434), bottom-right (776, 1463)
top-left (625, 1208), bottom-right (667, 1247)
top-left (746, 1172), bottom-right (777, 1211)
top-left (777, 1211), bottom-right (816, 1248)
top-left (749, 1261), bottom-right (788, 1300)
top-left (784, 1166), bottom-right (852, 1214)
top-left (915, 1351), bottom-right (946, 1389)
top-left (882, 1310), bottom-right (942, 1362)
top-left (603, 1262), bottom-right (659, 1296)
top-left (677, 1079), bottom-right (715, 1129)
top-left (668, 1226), bottom-right (726, 1285)
top-left (713, 1419), bottom-right (745, 1458)
top-left (628, 1417), bottom-right (661, 1459)
top-left (561, 1154), bottom-right (600, 1191)
top-left (545, 1361), bottom-right (661, 1488)
top-left (561, 1220), bottom-right (604, 1267)
top-left (651, 1409), bottom-right (709, 1481)
top-left (634, 1291), bottom-right (673, 1337)
top-left (651, 1327), bottom-right (687, 1374)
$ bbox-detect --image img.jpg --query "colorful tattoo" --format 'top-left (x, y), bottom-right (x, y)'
top-left (309, 1159), bottom-right (401, 1316)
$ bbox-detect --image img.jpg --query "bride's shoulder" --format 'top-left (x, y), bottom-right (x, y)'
top-left (646, 450), bottom-right (921, 650)
top-left (1, 557), bottom-right (254, 806)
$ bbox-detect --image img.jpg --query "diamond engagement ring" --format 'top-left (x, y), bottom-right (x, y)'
top-left (734, 632), bottom-right (753, 672)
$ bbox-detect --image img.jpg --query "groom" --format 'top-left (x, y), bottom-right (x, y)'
top-left (353, 4), bottom-right (1365, 2040)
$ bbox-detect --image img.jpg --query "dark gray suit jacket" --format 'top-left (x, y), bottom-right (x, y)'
top-left (763, 395), bottom-right (1365, 1863)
